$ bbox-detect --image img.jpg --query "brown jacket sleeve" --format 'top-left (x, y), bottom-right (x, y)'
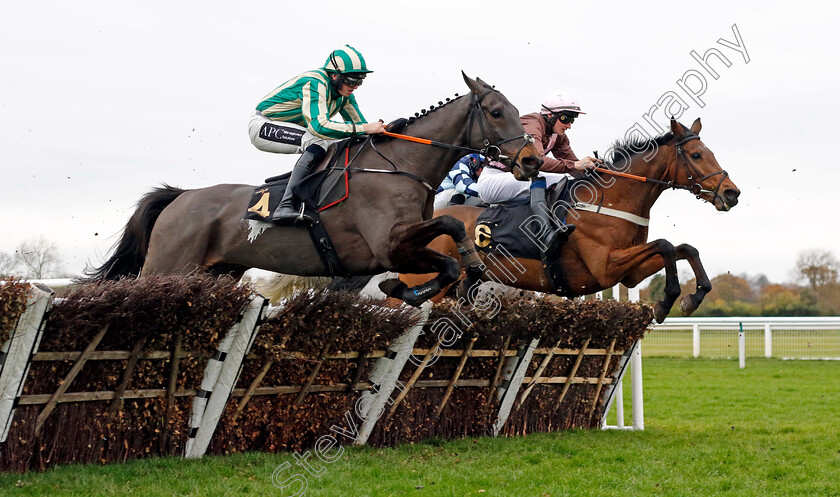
top-left (520, 112), bottom-right (578, 174)
top-left (546, 132), bottom-right (579, 173)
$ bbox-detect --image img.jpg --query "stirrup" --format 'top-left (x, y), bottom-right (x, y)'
top-left (271, 203), bottom-right (314, 224)
top-left (289, 204), bottom-right (317, 225)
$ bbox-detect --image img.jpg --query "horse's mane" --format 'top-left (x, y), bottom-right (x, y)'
top-left (605, 130), bottom-right (678, 166)
top-left (405, 93), bottom-right (466, 126)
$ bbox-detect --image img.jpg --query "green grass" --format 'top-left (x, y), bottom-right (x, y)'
top-left (3, 358), bottom-right (840, 496)
top-left (643, 329), bottom-right (840, 358)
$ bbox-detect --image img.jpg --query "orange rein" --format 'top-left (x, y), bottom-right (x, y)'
top-left (380, 130), bottom-right (487, 156)
top-left (381, 131), bottom-right (433, 145)
top-left (592, 166), bottom-right (652, 183)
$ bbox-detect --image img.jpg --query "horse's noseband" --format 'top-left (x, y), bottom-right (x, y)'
top-left (674, 134), bottom-right (729, 206)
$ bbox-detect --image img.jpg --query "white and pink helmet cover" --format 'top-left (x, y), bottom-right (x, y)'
top-left (540, 90), bottom-right (586, 115)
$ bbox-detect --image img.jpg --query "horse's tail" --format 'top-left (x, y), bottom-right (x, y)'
top-left (326, 275), bottom-right (376, 292)
top-left (253, 274), bottom-right (332, 303)
top-left (85, 185), bottom-right (187, 280)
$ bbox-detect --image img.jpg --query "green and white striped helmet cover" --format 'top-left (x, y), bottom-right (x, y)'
top-left (323, 45), bottom-right (372, 74)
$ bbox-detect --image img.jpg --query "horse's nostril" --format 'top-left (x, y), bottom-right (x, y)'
top-left (521, 156), bottom-right (542, 168)
top-left (724, 189), bottom-right (740, 206)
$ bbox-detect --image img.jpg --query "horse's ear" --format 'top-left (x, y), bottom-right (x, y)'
top-left (462, 71), bottom-right (481, 94)
top-left (689, 117), bottom-right (702, 135)
top-left (670, 117), bottom-right (685, 137)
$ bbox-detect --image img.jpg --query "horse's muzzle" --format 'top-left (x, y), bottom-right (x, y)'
top-left (715, 188), bottom-right (740, 211)
top-left (512, 155), bottom-right (543, 180)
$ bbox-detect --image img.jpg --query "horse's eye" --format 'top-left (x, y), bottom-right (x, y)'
top-left (691, 152), bottom-right (702, 160)
top-left (490, 110), bottom-right (502, 118)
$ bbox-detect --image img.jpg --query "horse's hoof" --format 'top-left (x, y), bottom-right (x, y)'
top-left (679, 296), bottom-right (695, 316)
top-left (378, 279), bottom-right (407, 299)
top-left (455, 280), bottom-right (470, 300)
top-left (654, 303), bottom-right (667, 324)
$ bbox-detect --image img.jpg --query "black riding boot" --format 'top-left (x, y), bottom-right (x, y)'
top-left (530, 177), bottom-right (575, 258)
top-left (271, 150), bottom-right (320, 225)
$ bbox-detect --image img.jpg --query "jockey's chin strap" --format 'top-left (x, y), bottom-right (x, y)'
top-left (592, 134), bottom-right (729, 205)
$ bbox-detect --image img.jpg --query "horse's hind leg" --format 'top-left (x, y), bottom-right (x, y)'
top-left (378, 215), bottom-right (466, 306)
top-left (141, 209), bottom-right (214, 276)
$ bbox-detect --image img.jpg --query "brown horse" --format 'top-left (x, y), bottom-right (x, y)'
top-left (399, 118), bottom-right (740, 322)
top-left (86, 74), bottom-right (543, 306)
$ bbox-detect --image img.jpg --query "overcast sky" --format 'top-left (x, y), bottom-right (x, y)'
top-left (1, 1), bottom-right (838, 285)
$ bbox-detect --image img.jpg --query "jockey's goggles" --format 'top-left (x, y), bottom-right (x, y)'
top-left (557, 111), bottom-right (579, 124)
top-left (340, 73), bottom-right (366, 87)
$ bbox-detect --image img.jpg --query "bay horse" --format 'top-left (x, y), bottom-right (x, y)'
top-left (397, 118), bottom-right (740, 322)
top-left (86, 73), bottom-right (543, 306)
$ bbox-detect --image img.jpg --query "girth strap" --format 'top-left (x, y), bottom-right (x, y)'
top-left (573, 203), bottom-right (650, 226)
top-left (304, 212), bottom-right (350, 278)
top-left (543, 254), bottom-right (571, 296)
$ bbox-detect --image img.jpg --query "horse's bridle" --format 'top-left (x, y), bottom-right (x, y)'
top-left (593, 133), bottom-right (729, 206)
top-left (466, 89), bottom-right (535, 167)
top-left (352, 90), bottom-right (536, 191)
top-left (674, 133), bottom-right (730, 206)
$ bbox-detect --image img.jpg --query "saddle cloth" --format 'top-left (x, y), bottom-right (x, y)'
top-left (244, 142), bottom-right (353, 222)
top-left (473, 178), bottom-right (575, 260)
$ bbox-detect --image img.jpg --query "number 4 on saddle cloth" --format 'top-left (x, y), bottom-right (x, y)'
top-left (245, 149), bottom-right (352, 222)
top-left (243, 140), bottom-right (356, 277)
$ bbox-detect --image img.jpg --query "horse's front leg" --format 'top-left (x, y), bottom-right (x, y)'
top-left (674, 244), bottom-right (712, 315)
top-left (378, 215), bottom-right (467, 306)
top-left (605, 239), bottom-right (680, 323)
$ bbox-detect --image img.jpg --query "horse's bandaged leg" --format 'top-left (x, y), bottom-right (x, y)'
top-left (456, 236), bottom-right (482, 271)
top-left (456, 236), bottom-right (484, 299)
top-left (379, 278), bottom-right (442, 307)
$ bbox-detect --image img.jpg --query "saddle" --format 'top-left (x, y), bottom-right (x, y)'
top-left (245, 141), bottom-right (355, 222)
top-left (240, 119), bottom-right (415, 277)
top-left (473, 177), bottom-right (579, 294)
top-left (474, 178), bottom-right (576, 256)
top-left (243, 139), bottom-right (361, 277)
top-left (245, 117), bottom-right (410, 221)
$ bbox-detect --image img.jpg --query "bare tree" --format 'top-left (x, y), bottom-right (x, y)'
top-left (14, 237), bottom-right (62, 279)
top-left (0, 252), bottom-right (19, 278)
top-left (794, 249), bottom-right (839, 290)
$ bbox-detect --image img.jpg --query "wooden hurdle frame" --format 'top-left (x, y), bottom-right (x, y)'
top-left (598, 284), bottom-right (645, 431)
top-left (1, 280), bottom-right (649, 468)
